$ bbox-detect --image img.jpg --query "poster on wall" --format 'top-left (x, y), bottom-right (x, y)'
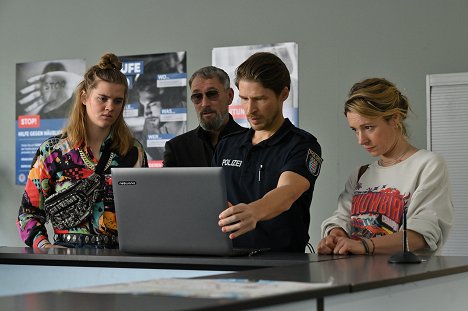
top-left (212, 42), bottom-right (298, 127)
top-left (120, 52), bottom-right (187, 168)
top-left (15, 58), bottom-right (85, 185)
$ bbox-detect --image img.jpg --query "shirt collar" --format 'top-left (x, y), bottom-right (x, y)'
top-left (241, 118), bottom-right (294, 147)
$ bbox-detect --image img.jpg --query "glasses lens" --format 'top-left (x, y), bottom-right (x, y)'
top-left (190, 90), bottom-right (220, 104)
top-left (190, 93), bottom-right (203, 104)
top-left (205, 90), bottom-right (220, 100)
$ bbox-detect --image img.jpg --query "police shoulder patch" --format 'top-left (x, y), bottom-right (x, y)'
top-left (306, 149), bottom-right (322, 177)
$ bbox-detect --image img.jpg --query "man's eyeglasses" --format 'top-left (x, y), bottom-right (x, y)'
top-left (190, 90), bottom-right (220, 104)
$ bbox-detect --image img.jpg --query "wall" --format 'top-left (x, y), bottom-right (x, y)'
top-left (1, 0), bottom-right (468, 247)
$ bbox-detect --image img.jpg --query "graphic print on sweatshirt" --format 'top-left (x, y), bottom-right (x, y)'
top-left (350, 185), bottom-right (410, 239)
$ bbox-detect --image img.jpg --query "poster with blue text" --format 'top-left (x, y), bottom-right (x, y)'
top-left (15, 58), bottom-right (85, 185)
top-left (120, 52), bottom-right (187, 168)
top-left (212, 42), bottom-right (298, 127)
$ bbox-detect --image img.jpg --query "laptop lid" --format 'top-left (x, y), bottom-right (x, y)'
top-left (112, 167), bottom-right (243, 256)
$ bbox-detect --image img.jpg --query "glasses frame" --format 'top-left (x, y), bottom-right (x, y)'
top-left (190, 89), bottom-right (222, 104)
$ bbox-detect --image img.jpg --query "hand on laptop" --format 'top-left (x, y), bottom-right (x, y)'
top-left (219, 202), bottom-right (260, 239)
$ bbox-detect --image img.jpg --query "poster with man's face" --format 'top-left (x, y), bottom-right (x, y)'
top-left (120, 52), bottom-right (187, 167)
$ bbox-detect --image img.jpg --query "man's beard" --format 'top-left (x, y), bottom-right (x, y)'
top-left (199, 109), bottom-right (228, 132)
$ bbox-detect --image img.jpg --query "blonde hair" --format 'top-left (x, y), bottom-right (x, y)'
top-left (344, 78), bottom-right (411, 137)
top-left (63, 53), bottom-right (135, 155)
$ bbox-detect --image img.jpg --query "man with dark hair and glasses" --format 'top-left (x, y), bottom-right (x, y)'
top-left (163, 66), bottom-right (246, 167)
top-left (213, 52), bottom-right (322, 252)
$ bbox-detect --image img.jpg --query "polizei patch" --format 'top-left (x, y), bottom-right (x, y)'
top-left (306, 149), bottom-right (322, 177)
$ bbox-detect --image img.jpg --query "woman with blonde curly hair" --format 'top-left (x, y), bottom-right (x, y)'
top-left (317, 78), bottom-right (452, 256)
top-left (17, 53), bottom-right (148, 249)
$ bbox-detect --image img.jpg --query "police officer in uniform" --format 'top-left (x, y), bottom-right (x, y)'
top-left (213, 52), bottom-right (322, 252)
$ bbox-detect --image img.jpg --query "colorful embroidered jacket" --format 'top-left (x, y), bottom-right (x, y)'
top-left (17, 135), bottom-right (148, 247)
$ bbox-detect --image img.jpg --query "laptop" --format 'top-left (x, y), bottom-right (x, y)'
top-left (112, 167), bottom-right (263, 256)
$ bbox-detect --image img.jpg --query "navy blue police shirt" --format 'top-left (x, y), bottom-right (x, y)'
top-left (212, 118), bottom-right (322, 252)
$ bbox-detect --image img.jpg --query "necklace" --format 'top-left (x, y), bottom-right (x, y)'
top-left (378, 145), bottom-right (412, 167)
top-left (79, 148), bottom-right (115, 171)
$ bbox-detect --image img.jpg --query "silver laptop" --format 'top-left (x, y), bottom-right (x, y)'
top-left (112, 167), bottom-right (258, 256)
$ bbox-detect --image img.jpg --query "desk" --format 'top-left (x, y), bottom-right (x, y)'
top-left (0, 246), bottom-right (327, 270)
top-left (1, 247), bottom-right (468, 311)
top-left (207, 254), bottom-right (468, 310)
top-left (0, 247), bottom-right (325, 298)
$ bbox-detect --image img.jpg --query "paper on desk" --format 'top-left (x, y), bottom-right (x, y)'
top-left (69, 278), bottom-right (333, 299)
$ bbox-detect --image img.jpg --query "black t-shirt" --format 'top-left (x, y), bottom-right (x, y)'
top-left (213, 119), bottom-right (322, 252)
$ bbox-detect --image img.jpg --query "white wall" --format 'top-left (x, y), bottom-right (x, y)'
top-left (1, 0), bottom-right (468, 248)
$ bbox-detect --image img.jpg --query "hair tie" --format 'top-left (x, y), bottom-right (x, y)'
top-left (360, 238), bottom-right (370, 255)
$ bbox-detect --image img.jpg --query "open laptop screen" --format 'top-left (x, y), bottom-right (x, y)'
top-left (112, 167), bottom-right (242, 256)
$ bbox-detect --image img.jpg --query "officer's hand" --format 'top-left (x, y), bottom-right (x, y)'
top-left (218, 203), bottom-right (258, 239)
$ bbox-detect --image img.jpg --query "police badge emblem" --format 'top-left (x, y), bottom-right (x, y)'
top-left (306, 149), bottom-right (322, 177)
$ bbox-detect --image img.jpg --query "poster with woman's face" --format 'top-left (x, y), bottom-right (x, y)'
top-left (15, 58), bottom-right (85, 185)
top-left (16, 59), bottom-right (85, 119)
